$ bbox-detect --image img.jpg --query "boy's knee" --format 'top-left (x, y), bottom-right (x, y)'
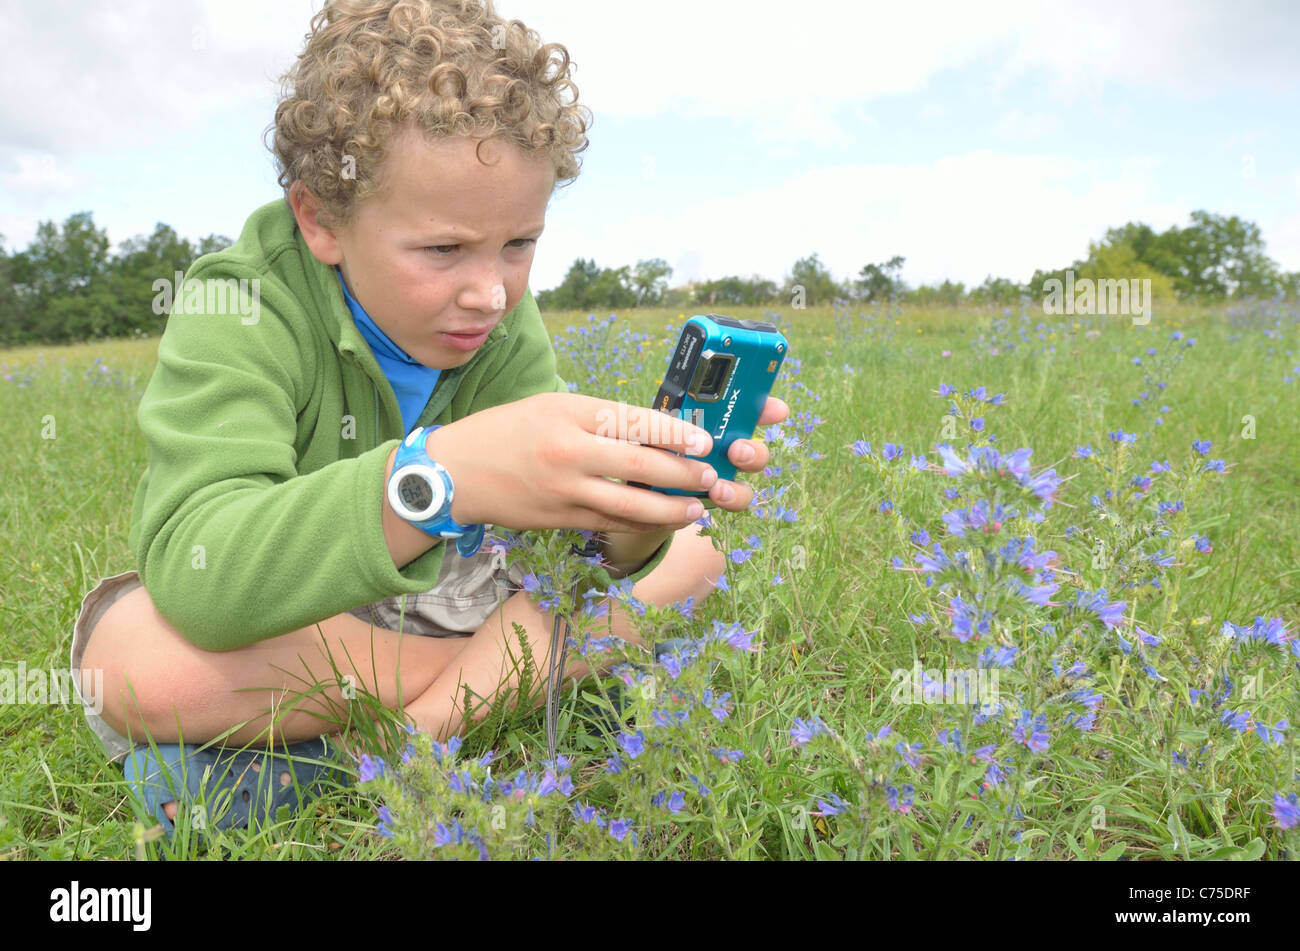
top-left (647, 524), bottom-right (725, 607)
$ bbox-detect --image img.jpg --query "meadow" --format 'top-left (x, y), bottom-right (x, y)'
top-left (1, 297), bottom-right (1297, 860)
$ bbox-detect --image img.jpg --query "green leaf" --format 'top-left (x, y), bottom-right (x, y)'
top-left (1099, 841), bottom-right (1128, 860)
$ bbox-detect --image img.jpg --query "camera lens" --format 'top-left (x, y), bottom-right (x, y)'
top-left (690, 354), bottom-right (734, 400)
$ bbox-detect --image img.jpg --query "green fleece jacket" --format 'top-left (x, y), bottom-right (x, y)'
top-left (127, 198), bottom-right (671, 651)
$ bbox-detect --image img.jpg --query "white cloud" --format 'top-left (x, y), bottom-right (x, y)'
top-left (990, 0), bottom-right (1300, 103)
top-left (0, 0), bottom-right (315, 152)
top-left (508, 0), bottom-right (1300, 124)
top-left (0, 152), bottom-right (79, 196)
top-left (536, 150), bottom-right (1190, 290)
top-left (991, 108), bottom-right (1065, 140)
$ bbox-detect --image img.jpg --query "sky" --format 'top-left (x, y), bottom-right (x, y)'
top-left (2, 0), bottom-right (1298, 294)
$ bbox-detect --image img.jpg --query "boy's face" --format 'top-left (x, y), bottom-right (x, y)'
top-left (322, 127), bottom-right (555, 370)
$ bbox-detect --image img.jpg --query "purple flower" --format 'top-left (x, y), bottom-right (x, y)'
top-left (433, 821), bottom-right (458, 847)
top-left (1271, 793), bottom-right (1300, 830)
top-left (1219, 708), bottom-right (1250, 732)
top-left (376, 806), bottom-right (394, 838)
top-left (1108, 430), bottom-right (1137, 444)
top-left (883, 442), bottom-right (904, 461)
top-left (886, 784), bottom-right (914, 813)
top-left (949, 595), bottom-right (992, 643)
top-left (1078, 589), bottom-right (1125, 629)
top-left (572, 801), bottom-right (601, 824)
top-left (979, 643), bottom-right (1019, 668)
top-left (608, 818), bottom-right (635, 842)
top-left (936, 443), bottom-right (970, 476)
top-left (1015, 579), bottom-right (1060, 606)
top-left (970, 417), bottom-right (985, 432)
top-left (1012, 710), bottom-right (1050, 753)
top-left (1254, 720), bottom-right (1287, 745)
top-left (358, 754), bottom-right (386, 784)
top-left (1203, 459), bottom-right (1226, 473)
top-left (813, 793), bottom-right (848, 817)
top-left (1191, 439), bottom-right (1212, 455)
top-left (851, 439), bottom-right (872, 457)
top-left (1075, 445), bottom-right (1093, 459)
top-left (791, 716), bottom-right (834, 746)
top-left (617, 729), bottom-right (647, 759)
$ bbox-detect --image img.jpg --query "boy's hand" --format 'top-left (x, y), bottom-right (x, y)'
top-left (702, 395), bottom-right (789, 511)
top-left (423, 393), bottom-right (789, 533)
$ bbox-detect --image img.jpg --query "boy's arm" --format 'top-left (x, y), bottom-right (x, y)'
top-left (599, 528), bottom-right (674, 580)
top-left (130, 275), bottom-right (454, 651)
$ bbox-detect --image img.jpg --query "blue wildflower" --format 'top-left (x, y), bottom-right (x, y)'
top-left (1271, 793), bottom-right (1300, 830)
top-left (791, 716), bottom-right (834, 746)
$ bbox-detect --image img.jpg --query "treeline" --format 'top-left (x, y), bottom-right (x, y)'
top-left (0, 213), bottom-right (231, 347)
top-left (538, 210), bottom-right (1300, 310)
top-left (2, 208), bottom-right (1297, 347)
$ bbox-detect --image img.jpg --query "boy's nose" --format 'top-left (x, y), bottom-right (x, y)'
top-left (461, 276), bottom-right (507, 313)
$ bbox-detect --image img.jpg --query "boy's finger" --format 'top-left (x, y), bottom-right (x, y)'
top-left (584, 400), bottom-right (712, 457)
top-left (580, 476), bottom-right (705, 529)
top-left (708, 478), bottom-right (753, 511)
top-left (728, 439), bottom-right (768, 471)
top-left (757, 396), bottom-right (789, 427)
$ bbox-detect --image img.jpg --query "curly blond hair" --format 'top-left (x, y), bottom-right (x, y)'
top-left (268, 0), bottom-right (591, 230)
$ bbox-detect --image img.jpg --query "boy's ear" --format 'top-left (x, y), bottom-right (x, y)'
top-left (289, 182), bottom-right (345, 266)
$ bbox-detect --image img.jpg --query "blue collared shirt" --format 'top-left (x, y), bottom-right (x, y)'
top-left (336, 268), bottom-right (439, 434)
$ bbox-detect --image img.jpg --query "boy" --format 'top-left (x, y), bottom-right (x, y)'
top-left (70, 0), bottom-right (786, 833)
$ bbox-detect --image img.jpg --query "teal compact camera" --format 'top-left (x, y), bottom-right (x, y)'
top-left (629, 314), bottom-right (788, 505)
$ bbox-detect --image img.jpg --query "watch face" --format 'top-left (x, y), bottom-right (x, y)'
top-left (397, 472), bottom-right (435, 515)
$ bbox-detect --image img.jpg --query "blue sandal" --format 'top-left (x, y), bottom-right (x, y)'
top-left (123, 737), bottom-right (348, 839)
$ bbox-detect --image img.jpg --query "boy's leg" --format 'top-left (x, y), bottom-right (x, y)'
top-left (404, 523), bottom-right (724, 740)
top-left (84, 524), bottom-right (720, 748)
top-left (82, 586), bottom-right (472, 749)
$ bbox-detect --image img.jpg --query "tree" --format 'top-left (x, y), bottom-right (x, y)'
top-left (1162, 210), bottom-right (1279, 298)
top-left (629, 258), bottom-right (672, 306)
top-left (537, 257), bottom-right (602, 310)
top-left (1280, 271), bottom-right (1300, 302)
top-left (969, 275), bottom-right (1023, 307)
top-left (1073, 240), bottom-right (1176, 304)
top-left (783, 252), bottom-right (843, 306)
top-left (907, 280), bottom-right (967, 308)
top-left (586, 265), bottom-right (637, 309)
top-left (692, 274), bottom-right (778, 306)
top-left (853, 255), bottom-right (906, 303)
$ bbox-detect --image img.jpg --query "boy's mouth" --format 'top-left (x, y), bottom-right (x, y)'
top-left (440, 328), bottom-right (491, 351)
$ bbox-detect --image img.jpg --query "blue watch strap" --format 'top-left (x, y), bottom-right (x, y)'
top-left (391, 425), bottom-right (484, 557)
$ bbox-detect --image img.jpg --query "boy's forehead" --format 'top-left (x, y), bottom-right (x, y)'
top-left (373, 128), bottom-right (553, 234)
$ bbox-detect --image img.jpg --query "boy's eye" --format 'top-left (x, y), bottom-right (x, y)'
top-left (423, 239), bottom-right (536, 255)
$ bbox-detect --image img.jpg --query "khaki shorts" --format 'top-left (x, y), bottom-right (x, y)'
top-left (69, 539), bottom-right (530, 764)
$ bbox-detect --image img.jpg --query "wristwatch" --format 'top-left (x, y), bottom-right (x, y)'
top-left (386, 425), bottom-right (485, 557)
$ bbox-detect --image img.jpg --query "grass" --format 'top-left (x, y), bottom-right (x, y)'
top-left (1, 297), bottom-right (1297, 859)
